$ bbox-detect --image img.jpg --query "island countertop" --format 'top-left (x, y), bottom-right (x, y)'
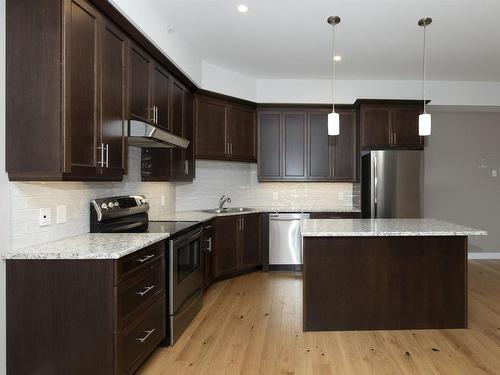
top-left (300, 218), bottom-right (487, 237)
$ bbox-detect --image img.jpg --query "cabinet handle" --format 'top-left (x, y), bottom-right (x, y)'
top-left (226, 142), bottom-right (229, 155)
top-left (105, 144), bottom-right (109, 168)
top-left (98, 143), bottom-right (105, 167)
top-left (394, 132), bottom-right (397, 144)
top-left (136, 254), bottom-right (155, 263)
top-left (206, 237), bottom-right (212, 252)
top-left (155, 106), bottom-right (158, 125)
top-left (230, 142), bottom-right (233, 155)
top-left (137, 328), bottom-right (156, 343)
top-left (135, 285), bottom-right (155, 297)
top-left (184, 160), bottom-right (189, 174)
top-left (150, 107), bottom-right (156, 124)
top-left (242, 217), bottom-right (244, 231)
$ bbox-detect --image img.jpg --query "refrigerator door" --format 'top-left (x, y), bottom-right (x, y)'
top-left (364, 150), bottom-right (422, 218)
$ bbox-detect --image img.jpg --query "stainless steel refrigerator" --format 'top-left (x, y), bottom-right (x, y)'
top-left (362, 150), bottom-right (423, 218)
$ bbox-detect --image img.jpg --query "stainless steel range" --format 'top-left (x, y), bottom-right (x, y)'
top-left (90, 195), bottom-right (204, 345)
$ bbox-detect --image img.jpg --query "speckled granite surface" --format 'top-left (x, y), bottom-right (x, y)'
top-left (300, 219), bottom-right (487, 237)
top-left (1, 233), bottom-right (170, 260)
top-left (151, 206), bottom-right (360, 222)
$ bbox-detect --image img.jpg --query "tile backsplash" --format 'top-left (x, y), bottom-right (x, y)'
top-left (176, 160), bottom-right (360, 211)
top-left (10, 148), bottom-right (175, 250)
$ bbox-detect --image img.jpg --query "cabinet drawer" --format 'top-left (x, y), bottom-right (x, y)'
top-left (117, 260), bottom-right (165, 329)
top-left (117, 298), bottom-right (165, 375)
top-left (116, 241), bottom-right (165, 283)
top-left (310, 212), bottom-right (362, 219)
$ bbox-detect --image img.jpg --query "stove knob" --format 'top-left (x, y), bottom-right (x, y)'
top-left (100, 203), bottom-right (108, 210)
top-left (114, 202), bottom-right (119, 207)
top-left (140, 199), bottom-right (146, 204)
top-left (108, 202), bottom-right (114, 209)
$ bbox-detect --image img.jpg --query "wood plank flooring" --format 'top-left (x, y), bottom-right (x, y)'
top-left (138, 260), bottom-right (500, 374)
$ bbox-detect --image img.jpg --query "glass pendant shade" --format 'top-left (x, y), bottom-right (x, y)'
top-left (328, 112), bottom-right (340, 136)
top-left (419, 113), bottom-right (431, 136)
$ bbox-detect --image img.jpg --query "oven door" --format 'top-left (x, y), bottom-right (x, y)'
top-left (169, 227), bottom-right (203, 315)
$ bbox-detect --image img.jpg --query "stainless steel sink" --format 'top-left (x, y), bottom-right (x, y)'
top-left (201, 207), bottom-right (255, 214)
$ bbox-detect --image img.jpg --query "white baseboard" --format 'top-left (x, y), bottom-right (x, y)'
top-left (469, 252), bottom-right (500, 259)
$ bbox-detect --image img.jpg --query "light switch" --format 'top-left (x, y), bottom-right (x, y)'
top-left (338, 192), bottom-right (344, 201)
top-left (56, 205), bottom-right (67, 224)
top-left (492, 169), bottom-right (497, 178)
top-left (39, 208), bottom-right (51, 227)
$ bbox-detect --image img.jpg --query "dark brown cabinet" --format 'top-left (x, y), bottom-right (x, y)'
top-left (213, 214), bottom-right (262, 279)
top-left (195, 94), bottom-right (257, 162)
top-left (258, 108), bottom-right (358, 181)
top-left (7, 0), bottom-right (127, 181)
top-left (6, 241), bottom-right (167, 375)
top-left (152, 64), bottom-right (171, 131)
top-left (359, 101), bottom-right (423, 150)
top-left (201, 221), bottom-right (215, 290)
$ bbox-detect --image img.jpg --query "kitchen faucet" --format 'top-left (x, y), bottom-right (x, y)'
top-left (218, 195), bottom-right (232, 210)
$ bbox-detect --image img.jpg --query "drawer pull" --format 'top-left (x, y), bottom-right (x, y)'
top-left (136, 254), bottom-right (155, 263)
top-left (135, 285), bottom-right (155, 297)
top-left (137, 328), bottom-right (156, 343)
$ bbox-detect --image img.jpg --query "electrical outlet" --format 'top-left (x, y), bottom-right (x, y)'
top-left (56, 205), bottom-right (67, 224)
top-left (492, 169), bottom-right (497, 178)
top-left (338, 192), bottom-right (344, 201)
top-left (39, 208), bottom-right (51, 227)
top-left (160, 195), bottom-right (166, 206)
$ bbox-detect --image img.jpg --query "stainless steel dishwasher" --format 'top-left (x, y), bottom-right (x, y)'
top-left (269, 213), bottom-right (310, 270)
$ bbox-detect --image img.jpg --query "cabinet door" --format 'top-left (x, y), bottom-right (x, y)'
top-left (227, 105), bottom-right (256, 161)
top-left (391, 106), bottom-right (423, 149)
top-left (183, 91), bottom-right (195, 180)
top-left (332, 110), bottom-right (358, 180)
top-left (100, 19), bottom-right (127, 178)
top-left (213, 216), bottom-right (239, 278)
top-left (239, 214), bottom-right (262, 269)
top-left (360, 105), bottom-right (391, 149)
top-left (195, 96), bottom-right (227, 159)
top-left (67, 0), bottom-right (99, 177)
top-left (283, 112), bottom-right (307, 180)
top-left (169, 80), bottom-right (185, 179)
top-left (151, 64), bottom-right (170, 131)
top-left (129, 44), bottom-right (152, 123)
top-left (258, 112), bottom-right (282, 180)
top-left (308, 112), bottom-right (331, 180)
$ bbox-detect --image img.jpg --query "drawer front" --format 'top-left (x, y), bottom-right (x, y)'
top-left (117, 241), bottom-right (165, 283)
top-left (117, 260), bottom-right (165, 329)
top-left (117, 298), bottom-right (165, 375)
top-left (309, 212), bottom-right (362, 219)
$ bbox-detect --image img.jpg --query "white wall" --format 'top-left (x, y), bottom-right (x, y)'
top-left (202, 61), bottom-right (257, 102)
top-left (110, 0), bottom-right (203, 85)
top-left (176, 160), bottom-right (358, 211)
top-left (256, 79), bottom-right (500, 106)
top-left (0, 0), bottom-right (8, 373)
top-left (424, 109), bottom-right (500, 252)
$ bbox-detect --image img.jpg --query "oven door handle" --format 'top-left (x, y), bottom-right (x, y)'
top-left (172, 228), bottom-right (203, 248)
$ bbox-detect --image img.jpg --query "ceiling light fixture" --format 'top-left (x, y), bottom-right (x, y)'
top-left (333, 55), bottom-right (342, 62)
top-left (327, 16), bottom-right (341, 136)
top-left (237, 4), bottom-right (249, 13)
top-left (418, 17), bottom-right (432, 136)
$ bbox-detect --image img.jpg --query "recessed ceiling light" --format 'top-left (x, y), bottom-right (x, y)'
top-left (237, 4), bottom-right (249, 13)
top-left (333, 55), bottom-right (342, 62)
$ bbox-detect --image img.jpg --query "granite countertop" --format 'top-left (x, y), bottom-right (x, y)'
top-left (300, 218), bottom-right (487, 237)
top-left (152, 206), bottom-right (361, 222)
top-left (1, 233), bottom-right (170, 260)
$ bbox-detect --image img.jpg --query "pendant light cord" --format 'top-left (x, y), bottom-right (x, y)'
top-left (331, 23), bottom-right (336, 113)
top-left (422, 23), bottom-right (427, 114)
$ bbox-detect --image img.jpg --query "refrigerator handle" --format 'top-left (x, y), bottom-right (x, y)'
top-left (373, 155), bottom-right (378, 218)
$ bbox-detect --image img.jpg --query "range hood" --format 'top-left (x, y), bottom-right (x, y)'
top-left (127, 119), bottom-right (190, 149)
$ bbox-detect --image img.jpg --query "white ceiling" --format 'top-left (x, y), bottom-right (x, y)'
top-left (153, 0), bottom-right (500, 81)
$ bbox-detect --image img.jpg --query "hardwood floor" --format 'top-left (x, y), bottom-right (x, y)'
top-left (138, 260), bottom-right (500, 374)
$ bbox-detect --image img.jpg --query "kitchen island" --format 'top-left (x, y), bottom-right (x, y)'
top-left (301, 219), bottom-right (487, 332)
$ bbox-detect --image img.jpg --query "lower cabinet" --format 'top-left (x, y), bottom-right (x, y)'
top-left (213, 214), bottom-right (262, 279)
top-left (6, 241), bottom-right (167, 375)
top-left (201, 221), bottom-right (215, 290)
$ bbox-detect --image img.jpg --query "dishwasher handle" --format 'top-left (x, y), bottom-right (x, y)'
top-left (269, 213), bottom-right (311, 221)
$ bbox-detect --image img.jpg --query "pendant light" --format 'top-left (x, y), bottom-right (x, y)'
top-left (418, 17), bottom-right (432, 136)
top-left (327, 16), bottom-right (341, 136)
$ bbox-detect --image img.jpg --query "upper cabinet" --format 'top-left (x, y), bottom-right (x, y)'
top-left (258, 108), bottom-right (358, 182)
top-left (359, 101), bottom-right (423, 150)
top-left (195, 94), bottom-right (257, 162)
top-left (7, 0), bottom-right (127, 181)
